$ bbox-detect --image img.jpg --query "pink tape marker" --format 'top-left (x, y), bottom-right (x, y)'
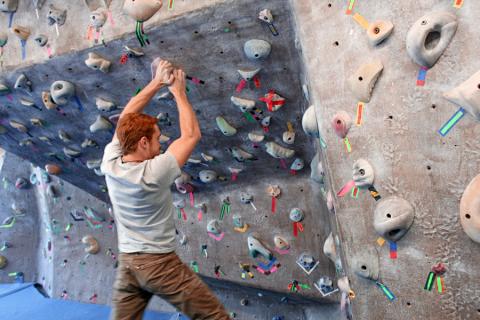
top-left (337, 180), bottom-right (356, 197)
top-left (208, 232), bottom-right (225, 241)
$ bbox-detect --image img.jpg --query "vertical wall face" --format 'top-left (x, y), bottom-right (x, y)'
top-left (291, 0), bottom-right (480, 318)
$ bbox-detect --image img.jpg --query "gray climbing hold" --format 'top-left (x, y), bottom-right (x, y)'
top-left (247, 234), bottom-right (273, 260)
top-left (238, 68), bottom-right (261, 81)
top-left (261, 116), bottom-right (271, 128)
top-left (244, 39), bottom-right (271, 60)
top-left (199, 170), bottom-right (217, 183)
top-left (297, 253), bottom-right (318, 272)
top-left (58, 130), bottom-right (71, 142)
top-left (201, 152), bottom-right (214, 162)
top-left (0, 32), bottom-right (8, 47)
top-left (82, 235), bottom-right (100, 254)
top-left (0, 255), bottom-right (7, 269)
top-left (30, 118), bottom-right (43, 127)
top-left (39, 136), bottom-right (51, 144)
top-left (229, 147), bottom-right (257, 162)
top-left (50, 80), bottom-right (75, 105)
top-left (0, 0), bottom-right (17, 12)
top-left (460, 174), bottom-right (480, 243)
top-left (232, 214), bottom-right (246, 228)
top-left (90, 8), bottom-right (107, 29)
top-left (0, 81), bottom-right (10, 95)
top-left (444, 69), bottom-right (480, 121)
top-left (367, 20), bottom-right (394, 46)
top-left (174, 172), bottom-right (192, 193)
top-left (348, 60), bottom-right (383, 103)
top-left (9, 120), bottom-right (28, 133)
top-left (231, 96), bottom-right (255, 113)
top-left (216, 116), bottom-right (236, 136)
top-left (289, 208), bottom-right (304, 222)
top-left (20, 97), bottom-right (36, 107)
top-left (265, 142), bottom-right (295, 159)
top-left (274, 235), bottom-right (289, 251)
top-left (310, 153), bottom-right (324, 184)
top-left (352, 159), bottom-right (374, 188)
top-left (46, 184), bottom-right (58, 198)
top-left (96, 97), bottom-right (116, 112)
top-left (323, 233), bottom-right (337, 265)
top-left (85, 52), bottom-right (111, 73)
top-left (240, 193), bottom-right (253, 204)
top-left (248, 131), bottom-right (264, 143)
top-left (123, 0), bottom-right (162, 22)
top-left (173, 199), bottom-right (185, 209)
top-left (19, 138), bottom-right (34, 146)
top-left (47, 4), bottom-right (67, 26)
top-left (12, 25), bottom-right (30, 41)
top-left (290, 158), bottom-right (304, 172)
top-left (302, 105), bottom-right (319, 137)
top-left (282, 131), bottom-right (295, 145)
top-left (42, 91), bottom-right (57, 110)
top-left (81, 138), bottom-right (98, 148)
top-left (14, 74), bottom-right (33, 92)
top-left (258, 9), bottom-right (274, 24)
top-left (124, 45), bottom-right (145, 57)
top-left (63, 146), bottom-right (81, 158)
top-left (373, 196), bottom-right (415, 242)
top-left (33, 0), bottom-right (46, 9)
top-left (352, 247), bottom-right (380, 281)
top-left (90, 115), bottom-right (112, 133)
top-left (207, 219), bottom-right (222, 235)
top-left (406, 12), bottom-right (457, 68)
top-left (86, 159), bottom-right (101, 169)
top-left (34, 34), bottom-right (48, 47)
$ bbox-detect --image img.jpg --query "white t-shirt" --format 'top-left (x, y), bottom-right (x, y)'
top-left (101, 136), bottom-right (181, 253)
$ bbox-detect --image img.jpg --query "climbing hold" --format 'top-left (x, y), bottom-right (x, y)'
top-left (90, 115), bottom-right (112, 133)
top-left (265, 142), bottom-right (295, 159)
top-left (82, 235), bottom-right (100, 254)
top-left (11, 25), bottom-right (30, 41)
top-left (348, 60), bottom-right (383, 103)
top-left (14, 74), bottom-right (33, 92)
top-left (63, 146), bottom-right (81, 158)
top-left (0, 32), bottom-right (7, 47)
top-left (174, 172), bottom-right (192, 193)
top-left (232, 214), bottom-right (247, 229)
top-left (267, 185), bottom-right (281, 198)
top-left (90, 8), bottom-right (107, 29)
top-left (351, 247), bottom-right (380, 281)
top-left (0, 255), bottom-right (7, 269)
top-left (96, 97), bottom-right (116, 112)
top-left (444, 70), bottom-right (480, 121)
top-left (81, 138), bottom-right (98, 148)
top-left (290, 158), bottom-right (304, 172)
top-left (216, 116), bottom-right (237, 136)
top-left (240, 193), bottom-right (253, 204)
top-left (274, 235), bottom-right (290, 251)
top-left (331, 111), bottom-right (352, 139)
top-left (124, 46), bottom-right (144, 57)
top-left (20, 98), bottom-right (37, 108)
top-left (231, 96), bottom-right (255, 113)
top-left (30, 118), bottom-right (43, 127)
top-left (244, 39), bottom-right (271, 60)
top-left (373, 196), bottom-right (415, 242)
top-left (228, 147), bottom-right (257, 162)
top-left (352, 159), bottom-right (374, 188)
top-left (33, 0), bottom-right (45, 9)
top-left (42, 91), bottom-right (57, 110)
top-left (34, 34), bottom-right (48, 47)
top-left (289, 208), bottom-right (304, 222)
top-left (314, 277), bottom-right (336, 296)
top-left (123, 0), bottom-right (162, 22)
top-left (282, 131), bottom-right (295, 145)
top-left (201, 153), bottom-right (214, 162)
top-left (86, 159), bottom-right (101, 169)
top-left (310, 154), bottom-right (324, 184)
top-left (323, 233), bottom-right (337, 265)
top-left (207, 219), bottom-right (222, 235)
top-left (50, 80), bottom-right (75, 105)
top-left (302, 105), bottom-right (319, 137)
top-left (199, 170), bottom-right (218, 183)
top-left (58, 130), bottom-right (71, 142)
top-left (261, 116), bottom-right (271, 128)
top-left (238, 68), bottom-right (261, 81)
top-left (85, 52), bottom-right (111, 73)
top-left (0, 81), bottom-right (10, 95)
top-left (47, 184), bottom-right (58, 198)
top-left (9, 120), bottom-right (28, 133)
top-left (258, 9), bottom-right (273, 24)
top-left (259, 91), bottom-right (285, 112)
top-left (173, 199), bottom-right (185, 210)
top-left (247, 234), bottom-right (273, 260)
top-left (248, 131), bottom-right (265, 143)
top-left (406, 12), bottom-right (457, 68)
top-left (0, 0), bottom-right (17, 12)
top-left (47, 4), bottom-right (67, 26)
top-left (297, 253), bottom-right (318, 273)
top-left (39, 136), bottom-right (51, 144)
top-left (19, 138), bottom-right (34, 147)
top-left (45, 164), bottom-right (61, 175)
top-left (15, 177), bottom-right (29, 189)
top-left (367, 20), bottom-right (394, 46)
top-left (460, 174), bottom-right (480, 243)
top-left (337, 277), bottom-right (354, 298)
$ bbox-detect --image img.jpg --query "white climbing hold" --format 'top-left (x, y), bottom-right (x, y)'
top-left (265, 142), bottom-right (295, 159)
top-left (231, 96), bottom-right (255, 113)
top-left (85, 52), bottom-right (111, 73)
top-left (96, 97), bottom-right (116, 112)
top-left (90, 115), bottom-right (112, 133)
top-left (216, 116), bottom-right (237, 136)
top-left (302, 105), bottom-right (319, 137)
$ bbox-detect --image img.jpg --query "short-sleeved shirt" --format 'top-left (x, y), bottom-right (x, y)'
top-left (101, 136), bottom-right (181, 253)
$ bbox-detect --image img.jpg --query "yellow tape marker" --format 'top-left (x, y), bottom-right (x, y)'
top-left (376, 237), bottom-right (386, 246)
top-left (287, 121), bottom-right (294, 133)
top-left (353, 13), bottom-right (369, 30)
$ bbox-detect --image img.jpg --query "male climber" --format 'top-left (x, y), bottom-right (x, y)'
top-left (101, 59), bottom-right (230, 320)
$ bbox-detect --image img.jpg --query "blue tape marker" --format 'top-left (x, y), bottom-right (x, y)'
top-left (74, 96), bottom-right (84, 112)
top-left (20, 40), bottom-right (26, 60)
top-left (258, 257), bottom-right (276, 270)
top-left (416, 66), bottom-right (428, 86)
top-left (389, 241), bottom-right (397, 251)
top-left (8, 12), bottom-right (14, 28)
top-left (438, 107), bottom-right (465, 136)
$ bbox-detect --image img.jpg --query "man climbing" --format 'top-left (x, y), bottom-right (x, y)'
top-left (101, 59), bottom-right (230, 320)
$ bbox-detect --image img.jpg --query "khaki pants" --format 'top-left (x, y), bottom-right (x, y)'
top-left (110, 251), bottom-right (230, 320)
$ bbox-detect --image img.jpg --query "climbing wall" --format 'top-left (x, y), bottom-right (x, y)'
top-left (0, 0), bottom-right (338, 308)
top-left (290, 0), bottom-right (480, 318)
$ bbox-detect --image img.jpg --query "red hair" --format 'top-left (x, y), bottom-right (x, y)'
top-left (116, 113), bottom-right (158, 155)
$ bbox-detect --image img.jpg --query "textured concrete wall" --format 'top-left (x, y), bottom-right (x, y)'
top-left (290, 0), bottom-right (480, 319)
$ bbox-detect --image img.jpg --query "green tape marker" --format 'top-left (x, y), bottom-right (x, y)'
top-left (0, 217), bottom-right (16, 228)
top-left (320, 136), bottom-right (327, 149)
top-left (438, 107), bottom-right (465, 136)
top-left (424, 271), bottom-right (435, 291)
top-left (437, 276), bottom-right (443, 293)
top-left (344, 137), bottom-right (352, 153)
top-left (376, 282), bottom-right (395, 301)
top-left (243, 112), bottom-right (256, 123)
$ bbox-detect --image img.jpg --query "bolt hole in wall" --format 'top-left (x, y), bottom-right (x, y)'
top-left (328, 3), bottom-right (332, 7)
top-left (333, 41), bottom-right (339, 46)
top-left (431, 104), bottom-right (436, 109)
top-left (466, 214), bottom-right (471, 219)
top-left (427, 166), bottom-right (431, 170)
